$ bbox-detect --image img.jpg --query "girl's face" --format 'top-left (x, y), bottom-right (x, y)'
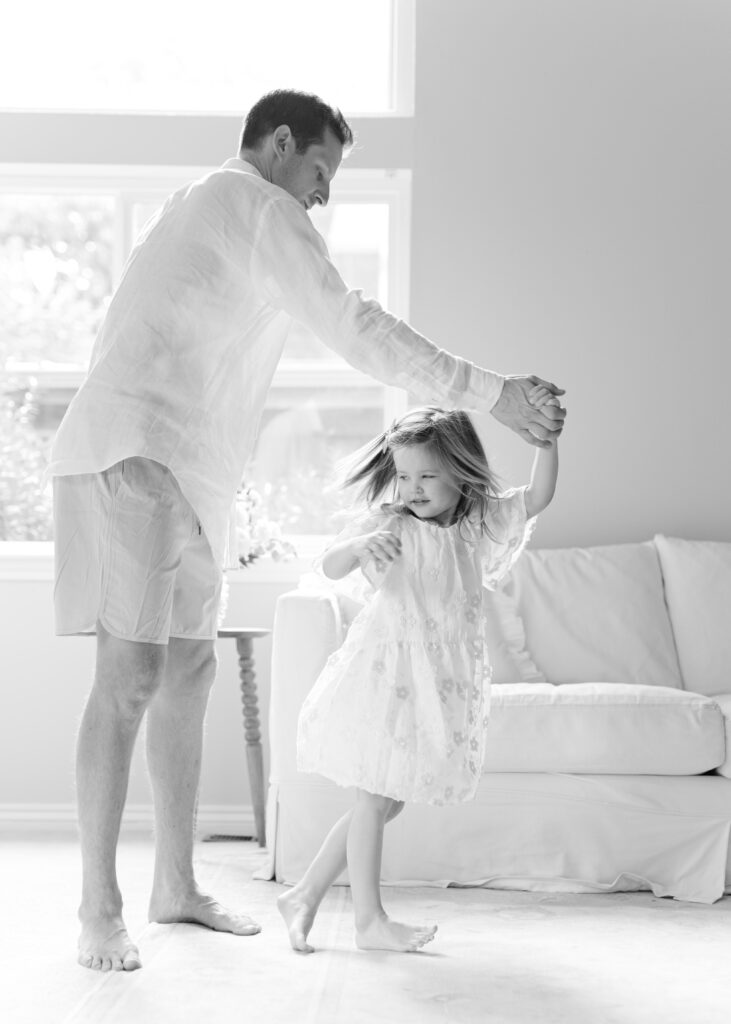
top-left (393, 444), bottom-right (462, 526)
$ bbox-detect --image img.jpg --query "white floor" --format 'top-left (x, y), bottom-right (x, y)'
top-left (3, 832), bottom-right (731, 1024)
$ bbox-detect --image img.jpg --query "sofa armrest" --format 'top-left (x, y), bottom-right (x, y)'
top-left (711, 693), bottom-right (731, 778)
top-left (269, 590), bottom-right (343, 783)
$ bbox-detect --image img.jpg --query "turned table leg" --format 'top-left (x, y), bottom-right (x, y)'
top-left (236, 635), bottom-right (266, 847)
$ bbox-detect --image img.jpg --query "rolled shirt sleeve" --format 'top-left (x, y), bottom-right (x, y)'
top-left (251, 196), bottom-right (505, 413)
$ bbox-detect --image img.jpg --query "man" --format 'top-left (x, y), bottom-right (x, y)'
top-left (49, 89), bottom-right (565, 972)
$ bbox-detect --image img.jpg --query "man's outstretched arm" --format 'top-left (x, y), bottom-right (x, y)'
top-left (252, 199), bottom-right (566, 447)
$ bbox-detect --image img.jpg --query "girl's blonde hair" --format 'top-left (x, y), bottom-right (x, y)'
top-left (340, 406), bottom-right (502, 532)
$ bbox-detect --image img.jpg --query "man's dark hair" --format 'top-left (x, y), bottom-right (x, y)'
top-left (240, 89), bottom-right (353, 154)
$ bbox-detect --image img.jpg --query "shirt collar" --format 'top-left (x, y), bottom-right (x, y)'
top-left (222, 157), bottom-right (264, 178)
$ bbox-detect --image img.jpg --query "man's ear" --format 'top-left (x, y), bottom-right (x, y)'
top-left (271, 124), bottom-right (294, 161)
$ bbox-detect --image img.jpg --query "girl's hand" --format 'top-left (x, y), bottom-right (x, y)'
top-left (528, 384), bottom-right (563, 410)
top-left (355, 530), bottom-right (402, 572)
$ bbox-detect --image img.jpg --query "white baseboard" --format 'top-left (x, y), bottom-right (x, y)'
top-left (0, 803), bottom-right (256, 838)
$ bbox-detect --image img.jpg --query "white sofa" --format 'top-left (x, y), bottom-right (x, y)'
top-left (262, 535), bottom-right (731, 903)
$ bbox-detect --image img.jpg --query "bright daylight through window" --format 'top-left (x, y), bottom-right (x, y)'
top-left (0, 1), bottom-right (413, 544)
top-left (0, 0), bottom-right (396, 114)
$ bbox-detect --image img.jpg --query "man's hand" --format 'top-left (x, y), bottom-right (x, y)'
top-left (490, 375), bottom-right (566, 448)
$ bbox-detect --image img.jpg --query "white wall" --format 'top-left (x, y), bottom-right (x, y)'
top-left (2, 0), bottom-right (730, 824)
top-left (0, 563), bottom-right (294, 832)
top-left (411, 0), bottom-right (731, 548)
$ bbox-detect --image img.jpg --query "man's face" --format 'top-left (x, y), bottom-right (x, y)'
top-left (393, 444), bottom-right (462, 527)
top-left (271, 126), bottom-right (343, 211)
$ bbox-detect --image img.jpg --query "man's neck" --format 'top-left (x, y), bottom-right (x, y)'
top-left (238, 149), bottom-right (272, 183)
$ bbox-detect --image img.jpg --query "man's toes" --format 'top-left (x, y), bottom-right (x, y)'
top-left (234, 916), bottom-right (261, 936)
top-left (122, 951), bottom-right (142, 971)
top-left (78, 952), bottom-right (93, 969)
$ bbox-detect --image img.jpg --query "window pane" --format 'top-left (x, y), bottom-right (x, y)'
top-left (0, 194), bottom-right (114, 372)
top-left (248, 382), bottom-right (386, 535)
top-left (250, 201), bottom-right (392, 533)
top-left (1, 0), bottom-right (395, 114)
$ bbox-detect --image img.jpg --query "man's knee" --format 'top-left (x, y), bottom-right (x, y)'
top-left (94, 629), bottom-right (167, 717)
top-left (167, 638), bottom-right (218, 691)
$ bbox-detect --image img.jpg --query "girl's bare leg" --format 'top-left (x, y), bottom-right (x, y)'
top-left (278, 796), bottom-right (412, 953)
top-left (277, 808), bottom-right (354, 953)
top-left (347, 790), bottom-right (437, 952)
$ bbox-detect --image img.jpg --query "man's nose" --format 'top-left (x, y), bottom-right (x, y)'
top-left (318, 182), bottom-right (330, 207)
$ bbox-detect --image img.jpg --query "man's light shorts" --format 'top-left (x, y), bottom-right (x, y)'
top-left (53, 458), bottom-right (223, 644)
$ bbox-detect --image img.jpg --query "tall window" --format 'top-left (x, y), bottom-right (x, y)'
top-left (0, 0), bottom-right (415, 543)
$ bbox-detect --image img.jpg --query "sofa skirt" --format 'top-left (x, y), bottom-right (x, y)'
top-left (258, 772), bottom-right (731, 905)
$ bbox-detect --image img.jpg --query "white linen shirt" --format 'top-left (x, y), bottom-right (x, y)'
top-left (49, 158), bottom-right (505, 567)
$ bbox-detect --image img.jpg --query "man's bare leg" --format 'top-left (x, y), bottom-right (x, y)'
top-left (348, 790), bottom-right (437, 952)
top-left (146, 637), bottom-right (260, 936)
top-left (76, 624), bottom-right (166, 971)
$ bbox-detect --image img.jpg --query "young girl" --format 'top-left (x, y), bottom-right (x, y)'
top-left (278, 400), bottom-right (560, 954)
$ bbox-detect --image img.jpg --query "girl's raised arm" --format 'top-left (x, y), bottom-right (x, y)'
top-left (524, 440), bottom-right (559, 519)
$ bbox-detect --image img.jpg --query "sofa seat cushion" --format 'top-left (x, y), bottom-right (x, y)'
top-left (506, 541), bottom-right (684, 688)
top-left (482, 683), bottom-right (725, 774)
top-left (712, 694), bottom-right (731, 779)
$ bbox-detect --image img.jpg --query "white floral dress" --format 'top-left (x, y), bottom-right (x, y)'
top-left (297, 487), bottom-right (535, 806)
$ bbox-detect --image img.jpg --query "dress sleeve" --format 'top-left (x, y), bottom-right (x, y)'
top-left (250, 196), bottom-right (504, 413)
top-left (480, 486), bottom-right (537, 590)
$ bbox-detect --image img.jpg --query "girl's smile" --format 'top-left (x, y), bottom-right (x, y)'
top-left (393, 444), bottom-right (462, 526)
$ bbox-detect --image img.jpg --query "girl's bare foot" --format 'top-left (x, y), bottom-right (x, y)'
top-left (355, 914), bottom-right (437, 952)
top-left (78, 914), bottom-right (142, 971)
top-left (149, 887), bottom-right (261, 935)
top-left (277, 889), bottom-right (317, 953)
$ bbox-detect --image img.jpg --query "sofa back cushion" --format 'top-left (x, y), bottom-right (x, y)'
top-left (483, 587), bottom-right (545, 683)
top-left (654, 535), bottom-right (731, 696)
top-left (507, 541), bottom-right (683, 688)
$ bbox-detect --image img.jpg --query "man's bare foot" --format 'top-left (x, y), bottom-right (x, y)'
top-left (277, 888), bottom-right (318, 953)
top-left (355, 914), bottom-right (437, 953)
top-left (78, 914), bottom-right (142, 971)
top-left (149, 887), bottom-right (261, 936)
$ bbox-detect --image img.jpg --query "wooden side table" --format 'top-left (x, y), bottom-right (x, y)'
top-left (217, 627), bottom-right (271, 847)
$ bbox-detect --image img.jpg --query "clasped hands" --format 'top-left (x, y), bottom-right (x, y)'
top-left (491, 375), bottom-right (567, 448)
